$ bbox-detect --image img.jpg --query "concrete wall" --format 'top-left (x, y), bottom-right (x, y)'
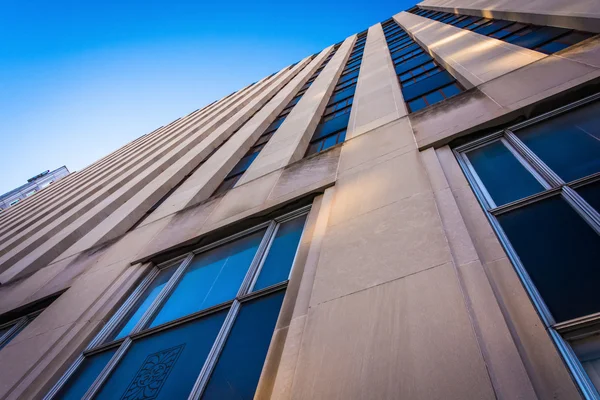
top-left (0, 5), bottom-right (599, 399)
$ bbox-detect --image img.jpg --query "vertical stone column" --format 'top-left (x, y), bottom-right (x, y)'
top-left (239, 35), bottom-right (356, 184)
top-left (393, 12), bottom-right (545, 88)
top-left (417, 0), bottom-right (600, 33)
top-left (347, 23), bottom-right (407, 139)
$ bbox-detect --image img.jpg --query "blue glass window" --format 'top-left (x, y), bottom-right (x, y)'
top-left (515, 101), bottom-right (600, 182)
top-left (473, 19), bottom-right (513, 36)
top-left (329, 85), bottom-right (356, 104)
top-left (466, 140), bottom-right (545, 205)
top-left (407, 97), bottom-right (427, 113)
top-left (201, 291), bottom-right (286, 399)
top-left (411, 8), bottom-right (594, 54)
top-left (108, 266), bottom-right (178, 341)
top-left (55, 349), bottom-right (118, 400)
top-left (508, 26), bottom-right (569, 49)
top-left (50, 210), bottom-right (311, 399)
top-left (149, 230), bottom-right (265, 327)
top-left (96, 309), bottom-right (228, 400)
top-left (313, 113), bottom-right (351, 140)
top-left (395, 54), bottom-right (434, 76)
top-left (401, 71), bottom-right (455, 101)
top-left (498, 196), bottom-right (600, 322)
top-left (253, 215), bottom-right (307, 291)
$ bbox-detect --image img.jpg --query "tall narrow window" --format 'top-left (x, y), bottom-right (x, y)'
top-left (46, 209), bottom-right (310, 400)
top-left (381, 19), bottom-right (463, 113)
top-left (455, 94), bottom-right (600, 398)
top-left (212, 53), bottom-right (331, 196)
top-left (0, 294), bottom-right (59, 351)
top-left (305, 32), bottom-right (367, 157)
top-left (408, 7), bottom-right (595, 54)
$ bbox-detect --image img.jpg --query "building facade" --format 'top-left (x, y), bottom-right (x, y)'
top-left (0, 1), bottom-right (599, 398)
top-left (0, 167), bottom-right (69, 211)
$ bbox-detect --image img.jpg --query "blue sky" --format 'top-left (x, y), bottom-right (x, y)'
top-left (0, 0), bottom-right (413, 194)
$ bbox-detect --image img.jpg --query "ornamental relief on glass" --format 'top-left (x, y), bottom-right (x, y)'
top-left (122, 344), bottom-right (185, 400)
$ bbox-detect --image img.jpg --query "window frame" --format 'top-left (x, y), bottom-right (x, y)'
top-left (454, 92), bottom-right (600, 400)
top-left (0, 309), bottom-right (43, 350)
top-left (45, 206), bottom-right (311, 400)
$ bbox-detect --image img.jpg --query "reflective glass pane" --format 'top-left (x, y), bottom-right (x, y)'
top-left (424, 90), bottom-right (444, 105)
top-left (322, 133), bottom-right (340, 151)
top-left (96, 309), bottom-right (228, 400)
top-left (201, 291), bottom-right (286, 400)
top-left (109, 266), bottom-right (177, 341)
top-left (570, 331), bottom-right (600, 394)
top-left (253, 215), bottom-right (307, 291)
top-left (516, 101), bottom-right (600, 182)
top-left (467, 140), bottom-right (544, 206)
top-left (306, 142), bottom-right (321, 157)
top-left (441, 83), bottom-right (462, 98)
top-left (408, 97), bottom-right (427, 113)
top-left (56, 348), bottom-right (117, 400)
top-left (150, 231), bottom-right (265, 327)
top-left (497, 195), bottom-right (600, 322)
top-left (0, 324), bottom-right (15, 341)
top-left (577, 180), bottom-right (600, 214)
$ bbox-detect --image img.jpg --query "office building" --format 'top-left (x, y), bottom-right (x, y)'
top-left (0, 167), bottom-right (69, 211)
top-left (0, 1), bottom-right (599, 398)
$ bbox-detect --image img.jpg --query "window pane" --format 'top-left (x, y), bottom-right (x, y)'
top-left (96, 309), bottom-right (228, 400)
top-left (577, 180), bottom-right (600, 214)
top-left (515, 101), bottom-right (600, 182)
top-left (467, 140), bottom-right (544, 206)
top-left (401, 71), bottom-right (455, 101)
top-left (408, 97), bottom-right (427, 113)
top-left (570, 331), bottom-right (600, 394)
top-left (306, 142), bottom-right (321, 156)
top-left (508, 26), bottom-right (569, 50)
top-left (441, 83), bottom-right (461, 98)
top-left (322, 133), bottom-right (340, 151)
top-left (108, 266), bottom-right (177, 341)
top-left (424, 90), bottom-right (444, 105)
top-left (253, 215), bottom-right (307, 291)
top-left (149, 231), bottom-right (265, 328)
top-left (56, 349), bottom-right (117, 400)
top-left (497, 195), bottom-right (600, 322)
top-left (201, 291), bottom-right (286, 400)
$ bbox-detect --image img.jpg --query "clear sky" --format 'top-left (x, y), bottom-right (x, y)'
top-left (0, 0), bottom-right (414, 194)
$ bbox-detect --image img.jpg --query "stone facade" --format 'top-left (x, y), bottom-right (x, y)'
top-left (0, 1), bottom-right (599, 398)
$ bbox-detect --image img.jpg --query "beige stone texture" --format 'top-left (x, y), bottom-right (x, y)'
top-left (0, 71), bottom-right (279, 283)
top-left (312, 192), bottom-right (453, 307)
top-left (0, 261), bottom-right (147, 399)
top-left (136, 147), bottom-right (340, 261)
top-left (417, 0), bottom-right (600, 33)
top-left (421, 148), bottom-right (537, 399)
top-left (394, 12), bottom-right (545, 88)
top-left (346, 23), bottom-right (407, 139)
top-left (239, 35), bottom-right (356, 184)
top-left (53, 60), bottom-right (307, 262)
top-left (255, 192), bottom-right (329, 399)
top-left (436, 145), bottom-right (581, 399)
top-left (337, 117), bottom-right (416, 176)
top-left (0, 73), bottom-right (259, 267)
top-left (410, 37), bottom-right (600, 149)
top-left (290, 264), bottom-right (495, 400)
top-left (1, 10), bottom-right (598, 399)
top-left (479, 48), bottom-right (600, 109)
top-left (139, 53), bottom-right (325, 220)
